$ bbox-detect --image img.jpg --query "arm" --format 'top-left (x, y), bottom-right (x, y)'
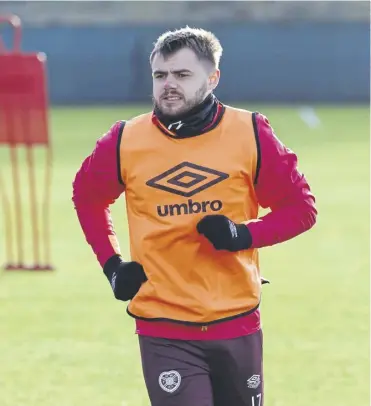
top-left (197, 112), bottom-right (317, 251)
top-left (247, 112), bottom-right (317, 247)
top-left (72, 121), bottom-right (147, 301)
top-left (72, 121), bottom-right (125, 267)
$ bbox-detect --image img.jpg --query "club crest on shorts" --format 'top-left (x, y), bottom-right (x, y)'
top-left (247, 374), bottom-right (261, 389)
top-left (158, 370), bottom-right (181, 393)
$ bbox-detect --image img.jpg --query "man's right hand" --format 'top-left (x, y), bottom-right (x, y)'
top-left (103, 255), bottom-right (147, 301)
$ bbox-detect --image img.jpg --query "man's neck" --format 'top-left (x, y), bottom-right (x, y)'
top-left (152, 94), bottom-right (225, 138)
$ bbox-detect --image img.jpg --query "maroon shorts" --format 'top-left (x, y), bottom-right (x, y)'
top-left (139, 329), bottom-right (264, 406)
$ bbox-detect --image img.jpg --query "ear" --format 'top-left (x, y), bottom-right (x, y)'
top-left (208, 69), bottom-right (220, 90)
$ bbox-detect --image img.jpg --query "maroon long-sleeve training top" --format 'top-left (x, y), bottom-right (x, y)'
top-left (72, 112), bottom-right (317, 340)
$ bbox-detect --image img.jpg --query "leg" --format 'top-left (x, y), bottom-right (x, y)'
top-left (209, 330), bottom-right (264, 406)
top-left (139, 335), bottom-right (214, 406)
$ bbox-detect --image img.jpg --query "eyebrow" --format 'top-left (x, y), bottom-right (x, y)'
top-left (153, 69), bottom-right (193, 75)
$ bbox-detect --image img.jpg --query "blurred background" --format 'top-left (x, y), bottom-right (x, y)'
top-left (0, 2), bottom-right (369, 406)
top-left (0, 0), bottom-right (369, 104)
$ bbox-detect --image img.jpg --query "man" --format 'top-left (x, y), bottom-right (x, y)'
top-left (72, 27), bottom-right (317, 406)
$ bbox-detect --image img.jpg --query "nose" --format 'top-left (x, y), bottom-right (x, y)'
top-left (163, 79), bottom-right (177, 90)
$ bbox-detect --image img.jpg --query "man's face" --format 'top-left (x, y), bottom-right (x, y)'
top-left (152, 47), bottom-right (219, 117)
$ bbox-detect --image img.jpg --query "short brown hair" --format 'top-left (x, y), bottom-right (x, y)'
top-left (150, 26), bottom-right (223, 69)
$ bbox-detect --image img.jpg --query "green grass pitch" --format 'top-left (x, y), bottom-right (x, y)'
top-left (0, 104), bottom-right (369, 406)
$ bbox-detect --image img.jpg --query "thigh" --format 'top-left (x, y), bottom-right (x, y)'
top-left (139, 335), bottom-right (214, 406)
top-left (210, 330), bottom-right (264, 406)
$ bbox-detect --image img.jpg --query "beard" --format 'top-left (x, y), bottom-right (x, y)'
top-left (153, 82), bottom-right (209, 118)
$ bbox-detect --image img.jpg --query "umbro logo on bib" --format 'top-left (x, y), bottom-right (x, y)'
top-left (146, 162), bottom-right (229, 198)
top-left (146, 162), bottom-right (229, 217)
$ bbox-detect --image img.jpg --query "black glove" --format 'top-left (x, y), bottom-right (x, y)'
top-left (197, 214), bottom-right (252, 252)
top-left (103, 255), bottom-right (147, 301)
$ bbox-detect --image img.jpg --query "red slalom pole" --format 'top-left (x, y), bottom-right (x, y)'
top-left (1, 15), bottom-right (24, 269)
top-left (0, 14), bottom-right (54, 271)
top-left (42, 146), bottom-right (54, 270)
top-left (26, 145), bottom-right (40, 268)
top-left (0, 171), bottom-right (15, 269)
top-left (9, 144), bottom-right (24, 268)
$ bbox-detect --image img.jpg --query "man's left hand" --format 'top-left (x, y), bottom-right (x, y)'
top-left (196, 215), bottom-right (252, 252)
